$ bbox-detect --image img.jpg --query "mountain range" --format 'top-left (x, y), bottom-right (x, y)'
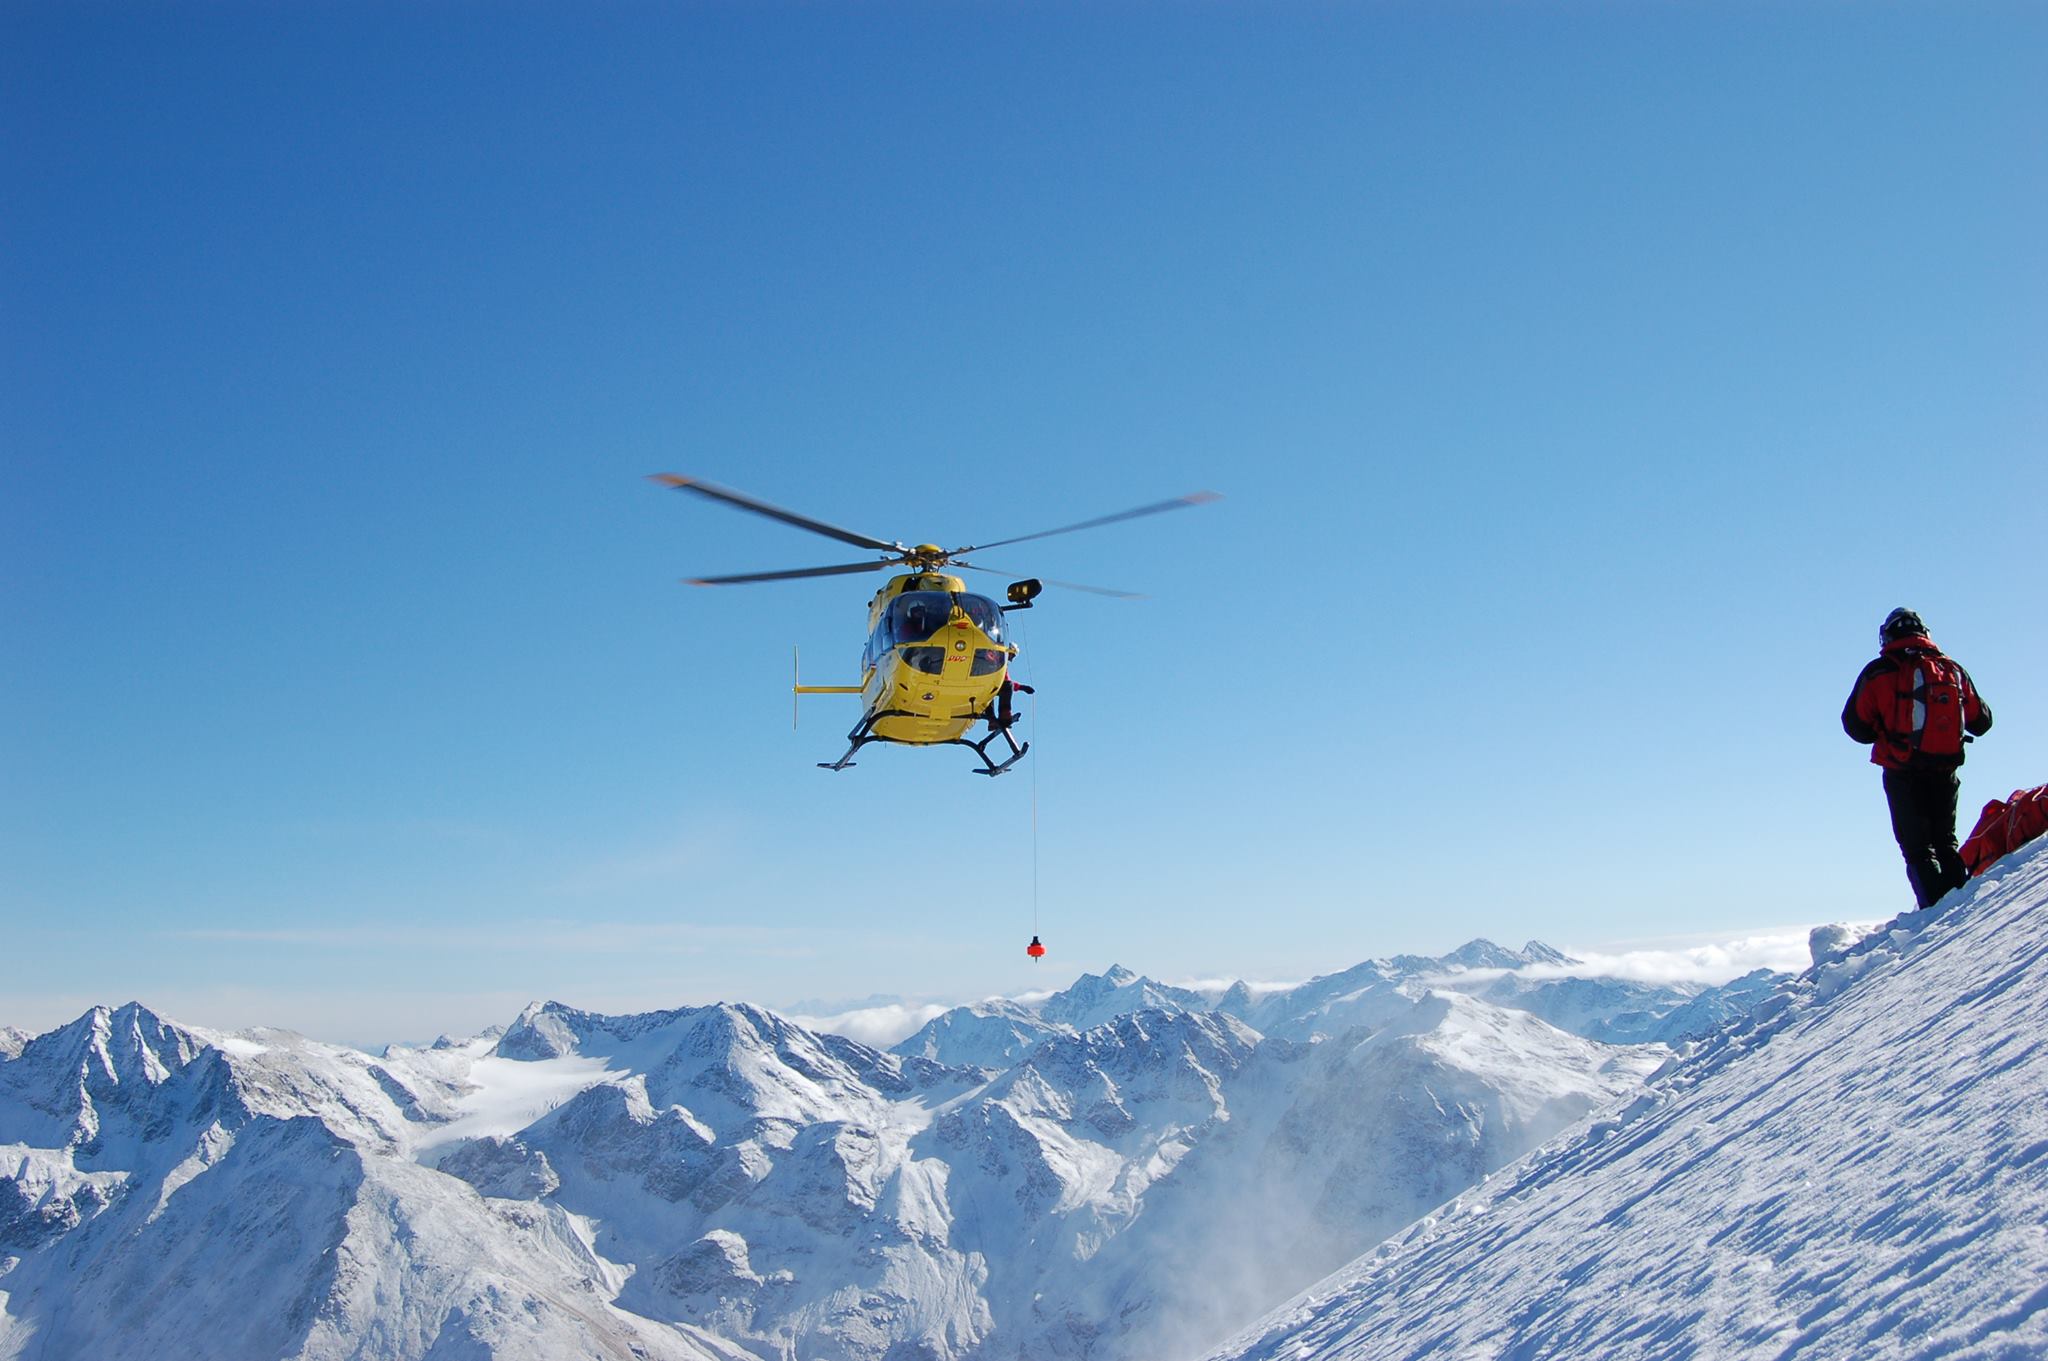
top-left (0, 927), bottom-right (1898, 1360)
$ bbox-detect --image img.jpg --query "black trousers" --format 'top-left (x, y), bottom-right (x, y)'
top-left (1883, 765), bottom-right (1966, 909)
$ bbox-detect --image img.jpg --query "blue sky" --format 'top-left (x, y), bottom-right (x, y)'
top-left (6, 2), bottom-right (2043, 1045)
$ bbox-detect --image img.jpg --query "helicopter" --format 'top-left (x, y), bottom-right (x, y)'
top-left (652, 474), bottom-right (1216, 775)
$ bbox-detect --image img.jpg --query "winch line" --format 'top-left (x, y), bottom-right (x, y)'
top-left (1018, 611), bottom-right (1040, 936)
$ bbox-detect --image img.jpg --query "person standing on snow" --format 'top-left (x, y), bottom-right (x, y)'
top-left (1842, 608), bottom-right (1994, 909)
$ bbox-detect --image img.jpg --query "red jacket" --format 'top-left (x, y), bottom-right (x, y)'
top-left (1842, 635), bottom-right (1993, 770)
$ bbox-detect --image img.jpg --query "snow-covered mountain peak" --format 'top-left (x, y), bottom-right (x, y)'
top-left (890, 996), bottom-right (1059, 1070)
top-left (1393, 936), bottom-right (1574, 974)
top-left (1517, 938), bottom-right (1574, 966)
top-left (498, 999), bottom-right (577, 1058)
top-left (997, 1006), bottom-right (1262, 1127)
top-left (486, 998), bottom-right (979, 1147)
top-left (1347, 990), bottom-right (1652, 1123)
top-left (1441, 938), bottom-right (1527, 970)
top-left (0, 1002), bottom-right (225, 1156)
top-left (1063, 1005), bottom-right (1262, 1070)
top-left (895, 964), bottom-right (1229, 1070)
top-left (496, 998), bottom-right (721, 1062)
top-left (42, 1001), bottom-right (204, 1088)
top-left (1039, 963), bottom-right (1210, 1030)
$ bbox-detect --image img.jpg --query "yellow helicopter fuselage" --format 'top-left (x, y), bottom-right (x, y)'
top-left (852, 572), bottom-right (1014, 743)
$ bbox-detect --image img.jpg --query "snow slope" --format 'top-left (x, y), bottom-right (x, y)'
top-left (1210, 837), bottom-right (2048, 1361)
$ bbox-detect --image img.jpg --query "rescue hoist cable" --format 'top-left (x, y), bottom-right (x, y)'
top-left (1030, 681), bottom-right (1040, 937)
top-left (1017, 611), bottom-right (1041, 943)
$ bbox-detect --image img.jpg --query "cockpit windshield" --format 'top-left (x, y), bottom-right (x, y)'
top-left (883, 591), bottom-right (1006, 645)
top-left (958, 593), bottom-right (1004, 640)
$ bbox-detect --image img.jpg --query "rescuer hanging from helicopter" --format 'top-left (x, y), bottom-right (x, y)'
top-left (996, 677), bottom-right (1033, 731)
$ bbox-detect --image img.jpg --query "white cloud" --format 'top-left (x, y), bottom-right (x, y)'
top-left (1167, 976), bottom-right (1306, 1002)
top-left (786, 1002), bottom-right (954, 1049)
top-left (1432, 924), bottom-right (1877, 989)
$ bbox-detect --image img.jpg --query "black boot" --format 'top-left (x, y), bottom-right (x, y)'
top-left (1936, 846), bottom-right (1970, 900)
top-left (1904, 853), bottom-right (1945, 910)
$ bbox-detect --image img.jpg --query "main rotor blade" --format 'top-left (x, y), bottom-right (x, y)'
top-left (1042, 578), bottom-right (1147, 599)
top-left (687, 560), bottom-right (896, 587)
top-left (650, 474), bottom-right (901, 553)
top-left (950, 490), bottom-right (1220, 556)
top-left (954, 562), bottom-right (1145, 599)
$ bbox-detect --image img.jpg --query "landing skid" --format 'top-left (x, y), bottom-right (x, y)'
top-left (952, 715), bottom-right (1030, 778)
top-left (819, 706), bottom-right (1030, 777)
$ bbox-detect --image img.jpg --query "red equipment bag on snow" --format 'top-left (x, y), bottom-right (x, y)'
top-left (1961, 785), bottom-right (2048, 877)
